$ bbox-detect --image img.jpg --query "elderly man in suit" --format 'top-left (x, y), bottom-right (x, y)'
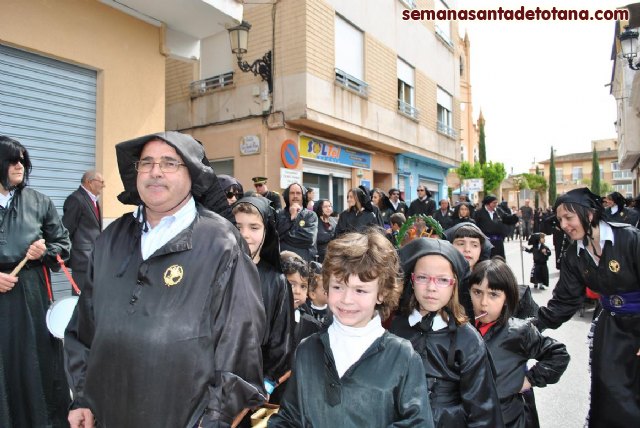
top-left (62, 170), bottom-right (104, 293)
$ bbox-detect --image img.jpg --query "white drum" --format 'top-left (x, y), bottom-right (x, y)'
top-left (46, 296), bottom-right (78, 339)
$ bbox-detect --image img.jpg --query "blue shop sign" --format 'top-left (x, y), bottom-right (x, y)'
top-left (299, 135), bottom-right (371, 169)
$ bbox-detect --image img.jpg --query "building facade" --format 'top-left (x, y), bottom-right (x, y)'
top-left (167, 0), bottom-right (464, 211)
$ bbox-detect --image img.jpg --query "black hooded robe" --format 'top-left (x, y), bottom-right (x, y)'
top-left (0, 188), bottom-right (71, 428)
top-left (536, 223), bottom-right (640, 427)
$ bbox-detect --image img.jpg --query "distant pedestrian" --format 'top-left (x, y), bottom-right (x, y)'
top-left (62, 170), bottom-right (104, 293)
top-left (387, 187), bottom-right (408, 216)
top-left (276, 183), bottom-right (318, 261)
top-left (407, 186), bottom-right (436, 217)
top-left (433, 199), bottom-right (454, 230)
top-left (314, 199), bottom-right (336, 263)
top-left (334, 187), bottom-right (383, 237)
top-left (252, 176), bottom-right (282, 210)
top-left (522, 233), bottom-right (551, 290)
top-left (219, 174), bottom-right (244, 206)
top-left (520, 199), bottom-right (534, 240)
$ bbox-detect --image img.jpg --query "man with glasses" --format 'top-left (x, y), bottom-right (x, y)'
top-left (252, 176), bottom-right (282, 211)
top-left (407, 186), bottom-right (436, 217)
top-left (387, 187), bottom-right (407, 216)
top-left (65, 132), bottom-right (266, 428)
top-left (62, 170), bottom-right (105, 293)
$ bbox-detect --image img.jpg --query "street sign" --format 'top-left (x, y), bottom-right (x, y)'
top-left (463, 178), bottom-right (484, 192)
top-left (280, 167), bottom-right (303, 189)
top-left (281, 139), bottom-right (300, 169)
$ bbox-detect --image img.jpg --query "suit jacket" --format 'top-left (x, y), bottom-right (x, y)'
top-left (62, 186), bottom-right (102, 271)
top-left (474, 206), bottom-right (507, 238)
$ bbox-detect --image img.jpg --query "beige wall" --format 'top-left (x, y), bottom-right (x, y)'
top-left (1, 0), bottom-right (166, 219)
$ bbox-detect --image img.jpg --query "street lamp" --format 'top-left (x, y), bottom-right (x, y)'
top-left (619, 26), bottom-right (640, 70)
top-left (228, 21), bottom-right (273, 93)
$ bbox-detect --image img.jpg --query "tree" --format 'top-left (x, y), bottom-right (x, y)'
top-left (455, 161), bottom-right (507, 194)
top-left (591, 148), bottom-right (601, 196)
top-left (549, 147), bottom-right (557, 205)
top-left (523, 172), bottom-right (548, 208)
top-left (478, 118), bottom-right (486, 165)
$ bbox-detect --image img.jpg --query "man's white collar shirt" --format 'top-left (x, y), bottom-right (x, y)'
top-left (0, 190), bottom-right (14, 209)
top-left (81, 184), bottom-right (99, 204)
top-left (134, 197), bottom-right (197, 260)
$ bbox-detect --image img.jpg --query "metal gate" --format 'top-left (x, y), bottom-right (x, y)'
top-left (0, 44), bottom-right (97, 298)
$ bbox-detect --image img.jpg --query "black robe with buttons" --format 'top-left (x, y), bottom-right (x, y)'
top-left (536, 222), bottom-right (640, 427)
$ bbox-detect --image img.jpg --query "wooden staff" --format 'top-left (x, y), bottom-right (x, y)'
top-left (9, 255), bottom-right (29, 277)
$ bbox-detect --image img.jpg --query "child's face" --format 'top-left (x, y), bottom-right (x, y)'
top-left (308, 278), bottom-right (328, 306)
top-left (234, 212), bottom-right (264, 257)
top-left (452, 237), bottom-right (482, 269)
top-left (539, 235), bottom-right (545, 244)
top-left (327, 274), bottom-right (381, 328)
top-left (458, 205), bottom-right (470, 217)
top-left (412, 255), bottom-right (455, 315)
top-left (470, 278), bottom-right (506, 324)
top-left (391, 223), bottom-right (401, 232)
top-left (287, 272), bottom-right (308, 309)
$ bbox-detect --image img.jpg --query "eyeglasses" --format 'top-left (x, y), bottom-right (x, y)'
top-left (390, 193), bottom-right (399, 196)
top-left (134, 160), bottom-right (185, 173)
top-left (226, 192), bottom-right (239, 199)
top-left (411, 273), bottom-right (455, 288)
top-left (9, 158), bottom-right (25, 165)
top-left (254, 183), bottom-right (265, 188)
top-left (417, 189), bottom-right (426, 192)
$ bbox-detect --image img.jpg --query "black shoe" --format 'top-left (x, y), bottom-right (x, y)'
top-left (534, 284), bottom-right (538, 289)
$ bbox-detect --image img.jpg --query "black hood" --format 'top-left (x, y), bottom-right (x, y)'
top-left (234, 196), bottom-right (281, 269)
top-left (282, 183), bottom-right (308, 209)
top-left (399, 238), bottom-right (470, 286)
top-left (115, 131), bottom-right (231, 222)
top-left (444, 221), bottom-right (493, 262)
top-left (218, 174), bottom-right (245, 197)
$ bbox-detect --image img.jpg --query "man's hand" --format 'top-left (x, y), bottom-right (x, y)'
top-left (26, 238), bottom-right (46, 261)
top-left (0, 272), bottom-right (18, 293)
top-left (289, 204), bottom-right (302, 220)
top-left (68, 408), bottom-right (95, 428)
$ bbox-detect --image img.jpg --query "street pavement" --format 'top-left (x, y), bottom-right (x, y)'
top-left (504, 239), bottom-right (591, 428)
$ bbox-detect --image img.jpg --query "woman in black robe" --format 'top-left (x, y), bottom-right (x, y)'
top-left (334, 187), bottom-right (383, 237)
top-left (0, 136), bottom-right (71, 427)
top-left (535, 187), bottom-right (640, 427)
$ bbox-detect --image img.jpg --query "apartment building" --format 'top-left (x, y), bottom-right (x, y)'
top-left (611, 11), bottom-right (640, 196)
top-left (0, 0), bottom-right (241, 221)
top-left (167, 0), bottom-right (464, 211)
top-left (538, 139), bottom-right (633, 197)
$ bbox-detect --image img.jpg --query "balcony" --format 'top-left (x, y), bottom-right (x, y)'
top-left (335, 68), bottom-right (369, 98)
top-left (437, 121), bottom-right (456, 138)
top-left (613, 169), bottom-right (633, 180)
top-left (398, 99), bottom-right (419, 120)
top-left (189, 72), bottom-right (234, 98)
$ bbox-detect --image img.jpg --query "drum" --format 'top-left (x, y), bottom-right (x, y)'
top-left (46, 296), bottom-right (78, 339)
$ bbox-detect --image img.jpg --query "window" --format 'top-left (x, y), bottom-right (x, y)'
top-left (397, 58), bottom-right (418, 118)
top-left (209, 158), bottom-right (233, 176)
top-left (599, 164), bottom-right (604, 180)
top-left (572, 166), bottom-right (583, 181)
top-left (335, 15), bottom-right (367, 96)
top-left (437, 87), bottom-right (455, 138)
top-left (555, 168), bottom-right (563, 183)
top-left (399, 0), bottom-right (417, 9)
top-left (613, 183), bottom-right (633, 197)
top-left (435, 0), bottom-right (452, 45)
top-left (611, 161), bottom-right (620, 171)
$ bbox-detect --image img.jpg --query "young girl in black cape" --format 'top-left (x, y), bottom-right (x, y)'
top-left (470, 258), bottom-right (569, 428)
top-left (389, 237), bottom-right (504, 427)
top-left (535, 187), bottom-right (640, 427)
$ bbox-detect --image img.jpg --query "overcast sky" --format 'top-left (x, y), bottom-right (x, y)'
top-left (455, 0), bottom-right (625, 174)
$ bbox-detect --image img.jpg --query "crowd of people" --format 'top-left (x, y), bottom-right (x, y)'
top-left (1, 131), bottom-right (639, 428)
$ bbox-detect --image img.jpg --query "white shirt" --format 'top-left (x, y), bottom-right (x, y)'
top-left (328, 314), bottom-right (385, 378)
top-left (135, 197), bottom-right (197, 260)
top-left (610, 205), bottom-right (619, 215)
top-left (0, 190), bottom-right (14, 209)
top-left (81, 184), bottom-right (99, 205)
top-left (408, 309), bottom-right (448, 331)
top-left (576, 221), bottom-right (614, 263)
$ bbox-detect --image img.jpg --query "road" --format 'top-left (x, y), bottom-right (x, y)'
top-left (504, 239), bottom-right (591, 428)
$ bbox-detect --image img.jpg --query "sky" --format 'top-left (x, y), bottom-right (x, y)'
top-left (454, 0), bottom-right (626, 174)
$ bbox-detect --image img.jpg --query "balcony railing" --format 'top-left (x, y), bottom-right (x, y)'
top-left (613, 169), bottom-right (633, 180)
top-left (189, 72), bottom-right (234, 98)
top-left (335, 68), bottom-right (369, 97)
top-left (398, 99), bottom-right (419, 119)
top-left (437, 121), bottom-right (456, 138)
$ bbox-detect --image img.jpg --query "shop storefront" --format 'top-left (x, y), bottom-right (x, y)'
top-left (396, 153), bottom-right (453, 204)
top-left (299, 135), bottom-right (372, 213)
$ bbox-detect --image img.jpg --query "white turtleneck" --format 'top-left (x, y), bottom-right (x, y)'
top-left (328, 313), bottom-right (385, 378)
